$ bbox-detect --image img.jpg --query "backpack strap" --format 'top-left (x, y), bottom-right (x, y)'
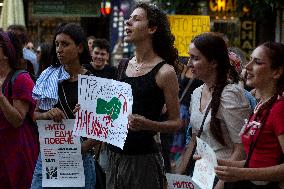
top-left (8, 70), bottom-right (28, 97)
top-left (7, 70), bottom-right (38, 136)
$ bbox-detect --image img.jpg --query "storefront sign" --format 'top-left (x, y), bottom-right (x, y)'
top-left (209, 0), bottom-right (237, 12)
top-left (33, 0), bottom-right (100, 17)
top-left (168, 15), bottom-right (210, 57)
top-left (240, 19), bottom-right (256, 55)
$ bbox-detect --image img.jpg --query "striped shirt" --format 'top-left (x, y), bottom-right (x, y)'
top-left (32, 65), bottom-right (70, 110)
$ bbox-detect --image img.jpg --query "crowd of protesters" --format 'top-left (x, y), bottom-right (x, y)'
top-left (0, 2), bottom-right (283, 189)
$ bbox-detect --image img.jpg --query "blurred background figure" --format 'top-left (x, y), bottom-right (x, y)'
top-left (26, 41), bottom-right (35, 52)
top-left (7, 24), bottom-right (38, 80)
top-left (111, 38), bottom-right (124, 67)
top-left (228, 47), bottom-right (258, 110)
top-left (84, 38), bottom-right (117, 80)
top-left (35, 42), bottom-right (52, 76)
top-left (87, 35), bottom-right (96, 56)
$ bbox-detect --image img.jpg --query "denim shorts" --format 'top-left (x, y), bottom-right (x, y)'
top-left (31, 152), bottom-right (96, 189)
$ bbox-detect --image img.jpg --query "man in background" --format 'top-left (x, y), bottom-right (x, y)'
top-left (83, 38), bottom-right (118, 172)
top-left (84, 38), bottom-right (118, 80)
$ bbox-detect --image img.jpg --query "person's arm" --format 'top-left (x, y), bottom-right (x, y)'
top-left (34, 104), bottom-right (65, 122)
top-left (217, 159), bottom-right (245, 168)
top-left (0, 95), bottom-right (29, 128)
top-left (219, 85), bottom-right (249, 161)
top-left (214, 85), bottom-right (249, 189)
top-left (81, 138), bottom-right (99, 154)
top-left (175, 133), bottom-right (197, 174)
top-left (215, 134), bottom-right (284, 182)
top-left (0, 79), bottom-right (30, 128)
top-left (228, 143), bottom-right (245, 161)
top-left (128, 64), bottom-right (181, 133)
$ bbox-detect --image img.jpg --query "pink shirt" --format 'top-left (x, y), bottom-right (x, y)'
top-left (0, 72), bottom-right (39, 189)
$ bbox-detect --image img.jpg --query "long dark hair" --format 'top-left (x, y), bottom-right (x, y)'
top-left (51, 23), bottom-right (91, 67)
top-left (191, 32), bottom-right (231, 146)
top-left (38, 43), bottom-right (52, 73)
top-left (262, 42), bottom-right (284, 95)
top-left (135, 2), bottom-right (178, 71)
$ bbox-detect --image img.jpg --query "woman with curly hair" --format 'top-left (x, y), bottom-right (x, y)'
top-left (177, 32), bottom-right (251, 189)
top-left (106, 2), bottom-right (181, 189)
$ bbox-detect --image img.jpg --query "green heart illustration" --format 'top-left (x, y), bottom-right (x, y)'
top-left (96, 97), bottom-right (122, 121)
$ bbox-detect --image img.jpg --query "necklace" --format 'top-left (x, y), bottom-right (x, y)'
top-left (59, 84), bottom-right (75, 118)
top-left (134, 63), bottom-right (144, 71)
top-left (253, 95), bottom-right (276, 114)
top-left (132, 57), bottom-right (145, 71)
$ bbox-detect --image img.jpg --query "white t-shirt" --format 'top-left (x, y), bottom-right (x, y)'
top-left (190, 84), bottom-right (251, 159)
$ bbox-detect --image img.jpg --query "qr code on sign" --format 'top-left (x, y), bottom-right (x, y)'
top-left (46, 166), bottom-right (58, 179)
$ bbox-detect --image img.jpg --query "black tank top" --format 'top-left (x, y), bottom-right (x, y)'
top-left (55, 71), bottom-right (92, 119)
top-left (109, 61), bottom-right (166, 155)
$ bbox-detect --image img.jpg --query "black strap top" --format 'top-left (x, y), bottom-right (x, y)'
top-left (109, 61), bottom-right (166, 155)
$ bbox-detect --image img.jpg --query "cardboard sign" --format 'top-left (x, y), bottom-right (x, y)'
top-left (168, 15), bottom-right (210, 57)
top-left (73, 75), bottom-right (133, 149)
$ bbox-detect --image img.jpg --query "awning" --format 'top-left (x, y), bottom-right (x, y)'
top-left (0, 0), bottom-right (25, 30)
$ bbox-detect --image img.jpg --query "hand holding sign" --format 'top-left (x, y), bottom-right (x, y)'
top-left (192, 137), bottom-right (217, 189)
top-left (73, 75), bottom-right (133, 149)
top-left (128, 114), bottom-right (146, 131)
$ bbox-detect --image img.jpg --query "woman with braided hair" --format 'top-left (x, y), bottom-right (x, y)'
top-left (177, 32), bottom-right (251, 189)
top-left (215, 42), bottom-right (284, 189)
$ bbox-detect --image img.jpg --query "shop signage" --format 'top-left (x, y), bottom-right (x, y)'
top-left (168, 15), bottom-right (210, 57)
top-left (33, 0), bottom-right (100, 17)
top-left (240, 19), bottom-right (256, 55)
top-left (209, 0), bottom-right (237, 12)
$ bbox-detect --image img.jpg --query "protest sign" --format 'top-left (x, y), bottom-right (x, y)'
top-left (168, 15), bottom-right (210, 57)
top-left (166, 173), bottom-right (200, 189)
top-left (192, 137), bottom-right (217, 189)
top-left (73, 75), bottom-right (133, 149)
top-left (37, 119), bottom-right (85, 187)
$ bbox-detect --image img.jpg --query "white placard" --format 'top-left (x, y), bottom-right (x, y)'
top-left (37, 119), bottom-right (85, 187)
top-left (192, 137), bottom-right (217, 189)
top-left (73, 75), bottom-right (133, 149)
top-left (166, 173), bottom-right (201, 189)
